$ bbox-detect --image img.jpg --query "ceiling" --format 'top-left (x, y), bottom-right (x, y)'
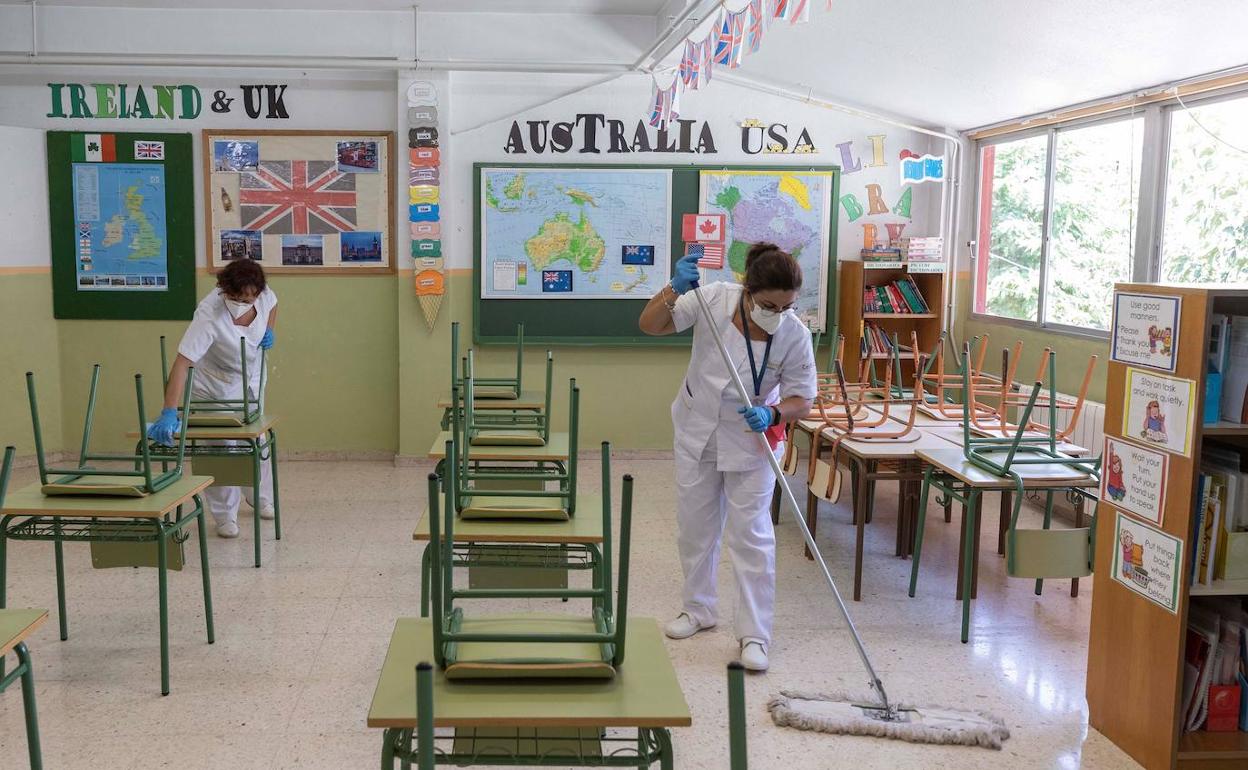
top-left (6, 0), bottom-right (669, 12)
top-left (706, 0), bottom-right (1248, 129)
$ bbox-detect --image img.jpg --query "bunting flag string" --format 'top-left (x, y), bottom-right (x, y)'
top-left (646, 0), bottom-right (826, 122)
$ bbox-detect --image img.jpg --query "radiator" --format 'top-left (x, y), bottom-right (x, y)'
top-left (1054, 397), bottom-right (1106, 458)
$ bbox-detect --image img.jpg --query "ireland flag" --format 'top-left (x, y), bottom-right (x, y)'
top-left (71, 133), bottom-right (116, 162)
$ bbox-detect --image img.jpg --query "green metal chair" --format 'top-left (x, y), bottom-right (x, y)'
top-left (461, 349), bottom-right (553, 447)
top-left (450, 321), bottom-right (523, 400)
top-left (908, 345), bottom-right (1100, 642)
top-left (453, 368), bottom-right (578, 521)
top-left (728, 662), bottom-right (748, 770)
top-left (0, 446), bottom-right (45, 770)
top-left (160, 335), bottom-right (264, 427)
top-left (426, 452), bottom-right (632, 680)
top-left (27, 365), bottom-right (194, 497)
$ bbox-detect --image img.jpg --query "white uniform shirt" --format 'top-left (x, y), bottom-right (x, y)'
top-left (177, 286), bottom-right (277, 394)
top-left (669, 281), bottom-right (817, 471)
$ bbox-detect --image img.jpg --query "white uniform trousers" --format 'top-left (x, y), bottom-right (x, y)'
top-left (674, 432), bottom-right (777, 644)
top-left (192, 372), bottom-right (273, 527)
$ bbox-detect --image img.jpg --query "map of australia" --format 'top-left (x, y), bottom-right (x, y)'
top-left (481, 168), bottom-right (671, 300)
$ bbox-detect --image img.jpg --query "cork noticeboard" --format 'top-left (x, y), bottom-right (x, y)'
top-left (202, 129), bottom-right (396, 275)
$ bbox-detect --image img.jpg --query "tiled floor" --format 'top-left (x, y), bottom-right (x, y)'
top-left (0, 457), bottom-right (1139, 769)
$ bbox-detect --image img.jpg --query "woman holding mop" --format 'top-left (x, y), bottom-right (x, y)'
top-left (147, 259), bottom-right (278, 538)
top-left (639, 242), bottom-right (816, 671)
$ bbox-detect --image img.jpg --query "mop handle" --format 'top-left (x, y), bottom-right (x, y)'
top-left (692, 285), bottom-right (892, 713)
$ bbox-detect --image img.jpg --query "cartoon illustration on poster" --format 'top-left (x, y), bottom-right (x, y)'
top-left (1100, 437), bottom-right (1168, 525)
top-left (1111, 513), bottom-right (1182, 614)
top-left (1123, 368), bottom-right (1196, 457)
top-left (1111, 292), bottom-right (1181, 371)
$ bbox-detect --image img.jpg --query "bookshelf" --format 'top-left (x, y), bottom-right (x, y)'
top-left (836, 259), bottom-right (946, 380)
top-left (1087, 283), bottom-right (1248, 770)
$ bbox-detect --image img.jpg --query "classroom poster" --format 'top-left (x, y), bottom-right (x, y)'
top-left (1122, 368), bottom-right (1197, 457)
top-left (1110, 292), bottom-right (1181, 372)
top-left (1111, 512), bottom-right (1183, 614)
top-left (1100, 436), bottom-right (1169, 526)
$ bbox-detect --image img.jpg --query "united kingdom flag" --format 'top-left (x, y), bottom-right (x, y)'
top-left (239, 160), bottom-right (357, 234)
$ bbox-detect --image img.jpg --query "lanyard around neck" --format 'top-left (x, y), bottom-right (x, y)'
top-left (738, 291), bottom-right (773, 397)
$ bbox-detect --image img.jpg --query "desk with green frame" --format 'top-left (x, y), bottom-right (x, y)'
top-left (1, 608), bottom-right (47, 770)
top-left (368, 617), bottom-right (691, 768)
top-left (0, 476), bottom-right (216, 694)
top-left (426, 430), bottom-right (569, 478)
top-left (128, 414), bottom-right (281, 568)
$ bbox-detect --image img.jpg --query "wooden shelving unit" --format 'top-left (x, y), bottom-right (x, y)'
top-left (837, 260), bottom-right (946, 380)
top-left (1088, 283), bottom-right (1248, 770)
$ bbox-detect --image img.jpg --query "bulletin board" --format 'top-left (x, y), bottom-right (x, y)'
top-left (473, 162), bottom-right (840, 346)
top-left (203, 129), bottom-right (397, 275)
top-left (46, 131), bottom-right (196, 320)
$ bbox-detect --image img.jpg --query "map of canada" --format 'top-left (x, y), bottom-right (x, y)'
top-left (73, 163), bottom-right (168, 290)
top-left (698, 170), bottom-right (833, 330)
top-left (481, 168), bottom-right (671, 299)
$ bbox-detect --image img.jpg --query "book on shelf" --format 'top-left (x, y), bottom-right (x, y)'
top-left (899, 236), bottom-right (944, 262)
top-left (862, 277), bottom-right (929, 315)
top-left (1198, 447), bottom-right (1248, 582)
top-left (1181, 598), bottom-right (1248, 733)
top-left (861, 245), bottom-right (903, 262)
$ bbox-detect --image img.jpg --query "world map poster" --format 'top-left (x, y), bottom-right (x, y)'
top-left (480, 167), bottom-right (672, 300)
top-left (72, 163), bottom-right (168, 291)
top-left (698, 170), bottom-right (834, 331)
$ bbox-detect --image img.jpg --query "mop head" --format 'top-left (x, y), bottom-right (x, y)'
top-left (768, 691), bottom-right (1010, 750)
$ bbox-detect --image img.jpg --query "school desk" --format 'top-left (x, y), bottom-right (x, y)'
top-left (0, 608), bottom-right (47, 769)
top-left (0, 475), bottom-right (215, 694)
top-left (128, 414), bottom-right (281, 568)
top-left (910, 446), bottom-right (1097, 642)
top-left (436, 390), bottom-right (548, 430)
top-left (368, 617), bottom-right (691, 769)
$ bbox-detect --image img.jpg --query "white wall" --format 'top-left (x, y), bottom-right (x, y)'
top-left (0, 125), bottom-right (51, 268)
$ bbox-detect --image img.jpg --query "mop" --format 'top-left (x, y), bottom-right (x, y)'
top-left (689, 285), bottom-right (1009, 749)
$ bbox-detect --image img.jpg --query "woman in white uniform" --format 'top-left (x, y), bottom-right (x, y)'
top-left (639, 242), bottom-right (816, 671)
top-left (147, 259), bottom-right (278, 538)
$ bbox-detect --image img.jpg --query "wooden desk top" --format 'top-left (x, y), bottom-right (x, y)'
top-left (916, 447), bottom-right (1097, 489)
top-left (367, 617), bottom-right (692, 729)
top-left (0, 609), bottom-right (49, 657)
top-left (413, 496), bottom-right (604, 543)
top-left (436, 391), bottom-right (548, 410)
top-left (1, 475), bottom-right (213, 519)
top-left (126, 414), bottom-right (279, 440)
top-left (427, 432), bottom-right (570, 461)
top-left (922, 425), bottom-right (1089, 456)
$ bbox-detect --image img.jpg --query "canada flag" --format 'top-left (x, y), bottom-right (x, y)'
top-left (681, 213), bottom-right (726, 244)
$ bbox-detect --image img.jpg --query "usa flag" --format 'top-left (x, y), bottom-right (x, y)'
top-left (239, 160), bottom-right (357, 234)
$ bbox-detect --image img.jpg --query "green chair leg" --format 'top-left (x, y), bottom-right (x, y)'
top-left (961, 490), bottom-right (981, 644)
top-left (1035, 490), bottom-right (1054, 596)
top-left (728, 662), bottom-right (747, 770)
top-left (381, 727), bottom-right (397, 770)
top-left (16, 641), bottom-right (43, 770)
top-left (415, 662), bottom-right (434, 770)
top-left (269, 431), bottom-right (282, 541)
top-left (53, 535), bottom-right (67, 641)
top-left (419, 544), bottom-right (431, 618)
top-left (252, 441), bottom-right (262, 569)
top-left (157, 520), bottom-right (170, 695)
top-left (907, 468), bottom-right (934, 598)
top-left (196, 498), bottom-right (215, 644)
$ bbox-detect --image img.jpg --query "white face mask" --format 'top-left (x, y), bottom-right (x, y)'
top-left (749, 302), bottom-right (784, 335)
top-left (224, 298), bottom-right (254, 319)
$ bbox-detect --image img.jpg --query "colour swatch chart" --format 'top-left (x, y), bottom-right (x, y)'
top-left (407, 80), bottom-right (444, 329)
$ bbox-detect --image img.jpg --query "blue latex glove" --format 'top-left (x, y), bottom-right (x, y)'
top-left (147, 408), bottom-right (181, 447)
top-left (670, 254), bottom-right (701, 295)
top-left (738, 405), bottom-right (774, 433)
top-left (260, 328), bottom-right (275, 350)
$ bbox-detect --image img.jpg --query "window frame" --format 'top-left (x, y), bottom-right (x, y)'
top-left (971, 111), bottom-right (1147, 338)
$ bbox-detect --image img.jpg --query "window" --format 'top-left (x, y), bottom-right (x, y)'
top-left (974, 117), bottom-right (1142, 332)
top-left (1160, 96), bottom-right (1248, 283)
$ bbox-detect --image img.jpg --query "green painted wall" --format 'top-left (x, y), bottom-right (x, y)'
top-left (54, 273), bottom-right (400, 455)
top-left (1, 273), bottom-right (63, 456)
top-left (953, 278), bottom-right (1110, 403)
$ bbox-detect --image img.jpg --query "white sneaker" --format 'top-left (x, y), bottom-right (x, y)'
top-left (740, 639), bottom-right (769, 672)
top-left (664, 612), bottom-right (714, 640)
top-left (257, 503), bottom-right (276, 520)
top-left (216, 521), bottom-right (240, 539)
